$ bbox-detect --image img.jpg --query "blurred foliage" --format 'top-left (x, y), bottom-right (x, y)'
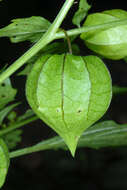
top-left (0, 78), bottom-right (17, 110)
top-left (72, 0), bottom-right (91, 27)
top-left (3, 130), bottom-right (22, 150)
top-left (0, 16), bottom-right (51, 43)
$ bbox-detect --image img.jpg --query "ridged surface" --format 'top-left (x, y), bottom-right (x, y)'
top-left (26, 54), bottom-right (112, 156)
top-left (80, 9), bottom-right (127, 60)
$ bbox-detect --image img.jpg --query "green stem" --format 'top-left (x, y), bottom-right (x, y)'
top-left (0, 0), bottom-right (75, 84)
top-left (62, 29), bottom-right (73, 54)
top-left (54, 18), bottom-right (127, 39)
top-left (9, 136), bottom-right (64, 158)
top-left (1, 18), bottom-right (127, 83)
top-left (0, 116), bottom-right (38, 136)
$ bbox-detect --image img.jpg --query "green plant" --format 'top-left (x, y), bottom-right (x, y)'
top-left (80, 9), bottom-right (127, 60)
top-left (0, 138), bottom-right (10, 188)
top-left (26, 54), bottom-right (112, 156)
top-left (0, 0), bottom-right (127, 188)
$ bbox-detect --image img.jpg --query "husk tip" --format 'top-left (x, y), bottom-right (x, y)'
top-left (63, 134), bottom-right (79, 157)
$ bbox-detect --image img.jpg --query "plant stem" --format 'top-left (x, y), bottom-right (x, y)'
top-left (54, 18), bottom-right (127, 39)
top-left (0, 116), bottom-right (38, 136)
top-left (0, 0), bottom-right (75, 84)
top-left (9, 136), bottom-right (64, 158)
top-left (1, 17), bottom-right (127, 83)
top-left (62, 29), bottom-right (72, 54)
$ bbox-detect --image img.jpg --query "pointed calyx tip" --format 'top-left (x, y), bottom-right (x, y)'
top-left (64, 135), bottom-right (79, 157)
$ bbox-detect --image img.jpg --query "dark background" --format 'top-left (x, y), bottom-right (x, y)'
top-left (1, 0), bottom-right (127, 189)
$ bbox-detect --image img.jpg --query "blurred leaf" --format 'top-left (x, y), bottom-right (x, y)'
top-left (32, 120), bottom-right (127, 152)
top-left (0, 103), bottom-right (19, 125)
top-left (7, 111), bottom-right (17, 122)
top-left (72, 0), bottom-right (91, 27)
top-left (77, 120), bottom-right (127, 149)
top-left (0, 109), bottom-right (36, 149)
top-left (0, 138), bottom-right (10, 188)
top-left (0, 16), bottom-right (51, 43)
top-left (17, 63), bottom-right (33, 76)
top-left (113, 85), bottom-right (127, 95)
top-left (12, 120), bottom-right (127, 159)
top-left (124, 56), bottom-right (127, 62)
top-left (0, 78), bottom-right (17, 110)
top-left (17, 109), bottom-right (35, 121)
top-left (0, 110), bottom-right (38, 138)
top-left (3, 130), bottom-right (22, 150)
top-left (0, 65), bottom-right (8, 74)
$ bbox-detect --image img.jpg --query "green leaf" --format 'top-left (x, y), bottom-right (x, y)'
top-left (34, 120), bottom-right (127, 150)
top-left (17, 63), bottom-right (33, 76)
top-left (16, 109), bottom-right (35, 121)
top-left (10, 120), bottom-right (127, 158)
top-left (0, 138), bottom-right (10, 188)
top-left (26, 54), bottom-right (112, 156)
top-left (0, 65), bottom-right (8, 74)
top-left (3, 130), bottom-right (22, 150)
top-left (72, 0), bottom-right (91, 27)
top-left (0, 16), bottom-right (51, 43)
top-left (7, 111), bottom-right (17, 122)
top-left (0, 110), bottom-right (35, 149)
top-left (0, 103), bottom-right (19, 125)
top-left (0, 110), bottom-right (37, 138)
top-left (0, 78), bottom-right (17, 110)
top-left (113, 85), bottom-right (127, 95)
top-left (78, 120), bottom-right (127, 149)
top-left (124, 56), bottom-right (127, 62)
top-left (0, 110), bottom-right (34, 150)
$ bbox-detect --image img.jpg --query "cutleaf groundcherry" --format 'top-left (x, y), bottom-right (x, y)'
top-left (26, 54), bottom-right (112, 156)
top-left (80, 9), bottom-right (127, 60)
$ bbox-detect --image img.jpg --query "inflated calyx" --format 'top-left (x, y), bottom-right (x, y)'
top-left (80, 9), bottom-right (127, 60)
top-left (26, 54), bottom-right (112, 156)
